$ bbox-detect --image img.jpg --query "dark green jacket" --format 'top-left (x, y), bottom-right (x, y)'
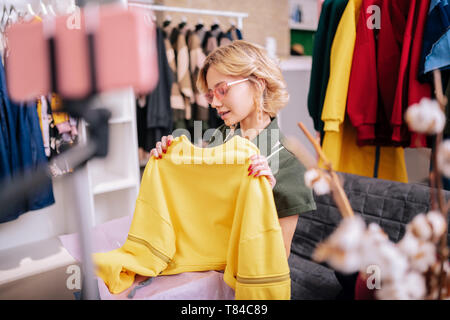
top-left (207, 117), bottom-right (316, 219)
top-left (307, 0), bottom-right (349, 135)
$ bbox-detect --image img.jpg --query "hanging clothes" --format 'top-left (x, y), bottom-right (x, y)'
top-left (346, 0), bottom-right (381, 146)
top-left (346, 0), bottom-right (431, 148)
top-left (37, 96), bottom-right (51, 157)
top-left (420, 0), bottom-right (450, 78)
top-left (406, 0), bottom-right (432, 148)
top-left (307, 0), bottom-right (349, 135)
top-left (187, 29), bottom-right (209, 128)
top-left (376, 0), bottom-right (411, 146)
top-left (319, 0), bottom-right (408, 183)
top-left (202, 24), bottom-right (220, 56)
top-left (175, 24), bottom-right (194, 122)
top-left (194, 23), bottom-right (207, 44)
top-left (162, 24), bottom-right (186, 130)
top-left (0, 60), bottom-right (55, 223)
top-left (227, 26), bottom-right (243, 41)
top-left (145, 27), bottom-right (174, 150)
top-left (203, 25), bottom-right (223, 131)
top-left (218, 31), bottom-right (232, 47)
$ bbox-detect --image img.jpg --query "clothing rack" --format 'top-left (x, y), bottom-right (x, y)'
top-left (127, 1), bottom-right (248, 30)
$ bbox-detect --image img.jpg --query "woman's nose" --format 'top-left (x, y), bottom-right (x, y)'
top-left (211, 95), bottom-right (222, 108)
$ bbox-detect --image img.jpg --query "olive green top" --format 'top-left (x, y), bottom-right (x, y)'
top-left (206, 117), bottom-right (317, 218)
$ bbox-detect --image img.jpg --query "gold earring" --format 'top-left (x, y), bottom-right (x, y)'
top-left (257, 98), bottom-right (264, 122)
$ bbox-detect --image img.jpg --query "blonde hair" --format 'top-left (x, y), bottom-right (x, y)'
top-left (197, 40), bottom-right (289, 117)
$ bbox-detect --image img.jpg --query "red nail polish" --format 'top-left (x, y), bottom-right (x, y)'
top-left (163, 149), bottom-right (167, 154)
top-left (159, 155), bottom-right (162, 159)
top-left (248, 170), bottom-right (252, 176)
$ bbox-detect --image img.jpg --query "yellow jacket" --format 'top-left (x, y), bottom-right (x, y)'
top-left (93, 135), bottom-right (291, 299)
top-left (320, 0), bottom-right (408, 183)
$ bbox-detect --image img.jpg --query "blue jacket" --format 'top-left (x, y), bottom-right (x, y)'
top-left (0, 60), bottom-right (54, 223)
top-left (420, 0), bottom-right (450, 76)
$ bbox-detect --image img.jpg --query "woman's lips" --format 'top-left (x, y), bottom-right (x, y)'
top-left (219, 111), bottom-right (230, 119)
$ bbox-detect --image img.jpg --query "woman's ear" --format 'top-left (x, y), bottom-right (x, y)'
top-left (257, 78), bottom-right (267, 92)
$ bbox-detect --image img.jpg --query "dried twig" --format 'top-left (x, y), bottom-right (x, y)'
top-left (289, 122), bottom-right (354, 218)
top-left (432, 69), bottom-right (449, 300)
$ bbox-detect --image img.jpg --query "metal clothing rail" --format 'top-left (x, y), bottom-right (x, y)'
top-left (127, 1), bottom-right (248, 29)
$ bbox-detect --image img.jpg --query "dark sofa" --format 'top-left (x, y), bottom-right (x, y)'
top-left (288, 172), bottom-right (450, 300)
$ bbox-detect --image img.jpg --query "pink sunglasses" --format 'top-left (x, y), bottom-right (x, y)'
top-left (204, 78), bottom-right (249, 105)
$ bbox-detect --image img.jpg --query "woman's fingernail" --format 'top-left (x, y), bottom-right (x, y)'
top-left (163, 149), bottom-right (167, 154)
top-left (168, 141), bottom-right (172, 146)
top-left (159, 155), bottom-right (162, 159)
top-left (248, 170), bottom-right (253, 176)
top-left (248, 166), bottom-right (252, 171)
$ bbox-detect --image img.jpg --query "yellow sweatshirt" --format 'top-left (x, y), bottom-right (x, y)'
top-left (320, 0), bottom-right (408, 183)
top-left (93, 135), bottom-right (291, 300)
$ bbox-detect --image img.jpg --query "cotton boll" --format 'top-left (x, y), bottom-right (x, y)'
top-left (304, 169), bottom-right (331, 195)
top-left (377, 273), bottom-right (426, 300)
top-left (405, 98), bottom-right (445, 135)
top-left (376, 242), bottom-right (409, 282)
top-left (410, 242), bottom-right (437, 273)
top-left (360, 223), bottom-right (390, 269)
top-left (403, 272), bottom-right (427, 300)
top-left (437, 140), bottom-right (450, 178)
top-left (313, 177), bottom-right (331, 195)
top-left (312, 216), bottom-right (366, 273)
top-left (330, 216), bottom-right (366, 251)
top-left (304, 169), bottom-right (319, 188)
top-left (377, 281), bottom-right (410, 300)
top-left (328, 250), bottom-right (362, 274)
top-left (410, 214), bottom-right (433, 242)
top-left (426, 211), bottom-right (447, 242)
top-left (398, 231), bottom-right (421, 258)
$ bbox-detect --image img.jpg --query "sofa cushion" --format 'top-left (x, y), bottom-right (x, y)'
top-left (289, 172), bottom-right (450, 300)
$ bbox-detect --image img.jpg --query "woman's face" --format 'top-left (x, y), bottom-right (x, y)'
top-left (206, 66), bottom-right (256, 127)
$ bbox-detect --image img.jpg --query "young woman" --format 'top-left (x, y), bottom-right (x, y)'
top-left (150, 40), bottom-right (316, 258)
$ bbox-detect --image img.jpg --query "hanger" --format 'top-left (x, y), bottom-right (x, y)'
top-left (27, 3), bottom-right (37, 16)
top-left (8, 5), bottom-right (18, 25)
top-left (178, 16), bottom-right (187, 29)
top-left (162, 14), bottom-right (172, 28)
top-left (47, 4), bottom-right (57, 17)
top-left (211, 18), bottom-right (220, 30)
top-left (39, 1), bottom-right (49, 17)
top-left (1, 6), bottom-right (8, 29)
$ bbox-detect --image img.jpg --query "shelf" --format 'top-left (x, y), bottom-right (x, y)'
top-left (92, 175), bottom-right (136, 195)
top-left (109, 117), bottom-right (133, 124)
top-left (85, 117), bottom-right (132, 126)
top-left (93, 189), bottom-right (137, 226)
top-left (289, 21), bottom-right (317, 31)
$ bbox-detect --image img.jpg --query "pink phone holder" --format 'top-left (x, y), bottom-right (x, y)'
top-left (5, 4), bottom-right (159, 102)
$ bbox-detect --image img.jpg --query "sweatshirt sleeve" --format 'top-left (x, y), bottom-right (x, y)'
top-left (321, 0), bottom-right (361, 133)
top-left (224, 166), bottom-right (291, 300)
top-left (346, 0), bottom-right (379, 143)
top-left (93, 159), bottom-right (176, 294)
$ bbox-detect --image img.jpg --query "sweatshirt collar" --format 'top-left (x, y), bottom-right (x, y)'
top-left (227, 117), bottom-right (283, 157)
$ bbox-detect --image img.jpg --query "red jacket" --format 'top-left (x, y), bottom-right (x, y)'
top-left (347, 0), bottom-right (382, 146)
top-left (347, 0), bottom-right (431, 147)
top-left (406, 0), bottom-right (431, 148)
top-left (377, 0), bottom-right (411, 146)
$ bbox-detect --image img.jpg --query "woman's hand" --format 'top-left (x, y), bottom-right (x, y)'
top-left (248, 154), bottom-right (276, 189)
top-left (149, 135), bottom-right (174, 159)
